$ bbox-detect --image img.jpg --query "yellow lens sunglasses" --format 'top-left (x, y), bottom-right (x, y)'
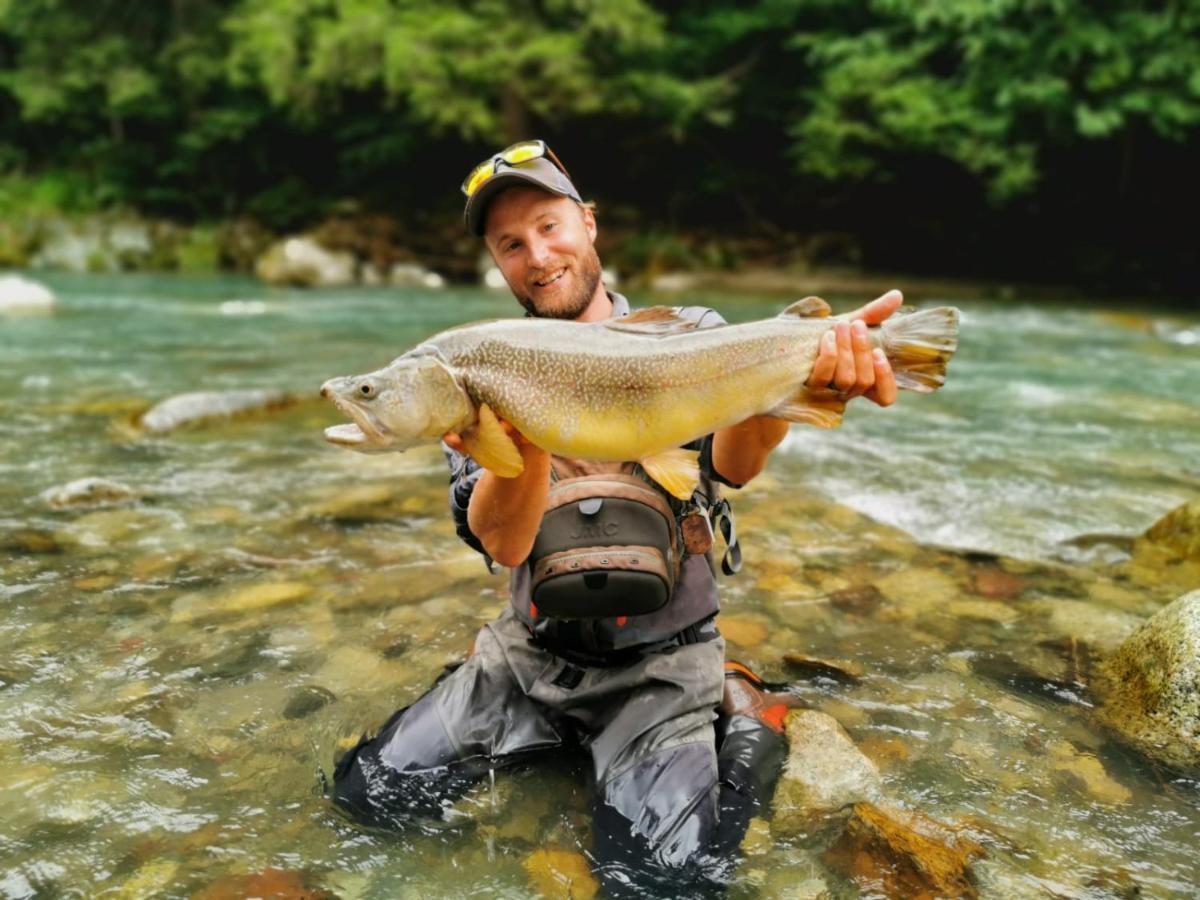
top-left (461, 140), bottom-right (572, 198)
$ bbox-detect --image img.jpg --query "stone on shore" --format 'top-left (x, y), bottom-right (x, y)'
top-left (256, 236), bottom-right (356, 287)
top-left (823, 803), bottom-right (985, 899)
top-left (139, 389), bottom-right (294, 433)
top-left (0, 274), bottom-right (56, 313)
top-left (1096, 589), bottom-right (1200, 770)
top-left (389, 262), bottom-right (445, 289)
top-left (772, 710), bottom-right (883, 832)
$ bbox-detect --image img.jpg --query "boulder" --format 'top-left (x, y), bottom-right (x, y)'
top-left (255, 236), bottom-right (356, 287)
top-left (139, 389), bottom-right (294, 433)
top-left (0, 274), bottom-right (56, 314)
top-left (823, 803), bottom-right (985, 899)
top-left (1097, 589), bottom-right (1200, 770)
top-left (772, 710), bottom-right (883, 832)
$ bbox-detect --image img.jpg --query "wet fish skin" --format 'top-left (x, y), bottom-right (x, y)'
top-left (320, 301), bottom-right (959, 488)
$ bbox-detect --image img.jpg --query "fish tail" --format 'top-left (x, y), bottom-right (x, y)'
top-left (880, 306), bottom-right (960, 393)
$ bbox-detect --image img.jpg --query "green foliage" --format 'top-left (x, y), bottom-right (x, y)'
top-left (789, 0), bottom-right (1200, 199)
top-left (0, 0), bottom-right (1195, 289)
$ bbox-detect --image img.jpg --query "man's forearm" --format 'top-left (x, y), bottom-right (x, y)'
top-left (711, 416), bottom-right (790, 487)
top-left (467, 445), bottom-right (552, 567)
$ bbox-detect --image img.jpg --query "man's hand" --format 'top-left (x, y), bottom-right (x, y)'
top-left (444, 416), bottom-right (550, 568)
top-left (806, 289), bottom-right (901, 407)
top-left (443, 416), bottom-right (540, 460)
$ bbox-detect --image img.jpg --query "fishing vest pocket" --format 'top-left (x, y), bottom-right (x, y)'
top-left (528, 475), bottom-right (678, 619)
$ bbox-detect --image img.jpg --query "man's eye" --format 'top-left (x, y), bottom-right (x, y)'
top-left (506, 241), bottom-right (521, 253)
top-left (543, 222), bottom-right (556, 232)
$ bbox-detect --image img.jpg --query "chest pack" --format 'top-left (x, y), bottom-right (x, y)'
top-left (529, 474), bottom-right (678, 619)
top-left (526, 467), bottom-right (741, 620)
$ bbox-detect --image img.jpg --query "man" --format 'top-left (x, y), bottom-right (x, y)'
top-left (333, 140), bottom-right (900, 896)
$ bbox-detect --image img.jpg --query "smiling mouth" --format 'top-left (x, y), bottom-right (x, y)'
top-left (533, 268), bottom-right (566, 288)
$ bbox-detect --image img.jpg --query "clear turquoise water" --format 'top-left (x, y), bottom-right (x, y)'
top-left (1, 273), bottom-right (1197, 898)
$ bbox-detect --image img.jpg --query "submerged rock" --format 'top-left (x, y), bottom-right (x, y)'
top-left (523, 848), bottom-right (599, 900)
top-left (1097, 589), bottom-right (1200, 770)
top-left (139, 389), bottom-right (294, 433)
top-left (823, 803), bottom-right (985, 899)
top-left (782, 653), bottom-right (863, 684)
top-left (772, 710), bottom-right (883, 832)
top-left (39, 477), bottom-right (138, 510)
top-left (0, 274), bottom-right (56, 313)
top-left (283, 685), bottom-right (338, 720)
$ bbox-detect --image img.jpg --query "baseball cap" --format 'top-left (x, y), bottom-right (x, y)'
top-left (462, 141), bottom-right (583, 236)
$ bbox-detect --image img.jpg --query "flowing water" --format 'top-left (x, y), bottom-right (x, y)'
top-left (1, 273), bottom-right (1197, 898)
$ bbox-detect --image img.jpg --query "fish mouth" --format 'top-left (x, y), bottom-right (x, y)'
top-left (320, 380), bottom-right (393, 450)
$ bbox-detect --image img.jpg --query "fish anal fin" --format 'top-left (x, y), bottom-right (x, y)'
top-left (779, 296), bottom-right (832, 318)
top-left (769, 387), bottom-right (845, 429)
top-left (605, 306), bottom-right (699, 335)
top-left (639, 448), bottom-right (700, 501)
top-left (460, 403), bottom-right (525, 478)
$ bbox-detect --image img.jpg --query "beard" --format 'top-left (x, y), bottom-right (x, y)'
top-left (514, 245), bottom-right (603, 320)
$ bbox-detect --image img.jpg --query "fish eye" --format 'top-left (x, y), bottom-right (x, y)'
top-left (359, 383), bottom-right (375, 398)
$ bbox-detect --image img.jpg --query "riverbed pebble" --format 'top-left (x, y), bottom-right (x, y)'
top-left (823, 802), bottom-right (985, 899)
top-left (38, 477), bottom-right (138, 510)
top-left (139, 389), bottom-right (294, 433)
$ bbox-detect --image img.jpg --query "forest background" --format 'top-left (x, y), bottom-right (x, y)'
top-left (1, 0), bottom-right (1197, 298)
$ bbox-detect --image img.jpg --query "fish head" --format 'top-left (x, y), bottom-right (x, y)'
top-left (320, 353), bottom-right (473, 453)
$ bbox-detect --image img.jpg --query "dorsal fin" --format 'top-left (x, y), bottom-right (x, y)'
top-left (604, 306), bottom-right (700, 335)
top-left (779, 296), bottom-right (832, 318)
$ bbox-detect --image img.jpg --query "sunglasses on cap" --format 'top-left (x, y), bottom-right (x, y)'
top-left (460, 140), bottom-right (572, 198)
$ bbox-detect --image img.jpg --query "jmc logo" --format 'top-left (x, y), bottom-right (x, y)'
top-left (568, 522), bottom-right (619, 539)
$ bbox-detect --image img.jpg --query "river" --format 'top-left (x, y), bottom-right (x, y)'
top-left (1, 273), bottom-right (1197, 897)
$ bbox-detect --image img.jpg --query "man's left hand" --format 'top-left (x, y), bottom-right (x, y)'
top-left (805, 289), bottom-right (901, 407)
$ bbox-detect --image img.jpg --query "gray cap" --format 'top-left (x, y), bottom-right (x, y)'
top-left (464, 156), bottom-right (582, 236)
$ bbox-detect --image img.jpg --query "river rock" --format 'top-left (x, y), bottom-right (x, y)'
top-left (1046, 740), bottom-right (1132, 805)
top-left (772, 710), bottom-right (883, 832)
top-left (823, 803), bottom-right (985, 899)
top-left (523, 848), bottom-right (599, 900)
top-left (38, 477), bottom-right (138, 510)
top-left (717, 615), bottom-right (770, 648)
top-left (193, 867), bottom-right (336, 900)
top-left (1137, 499), bottom-right (1200, 562)
top-left (282, 685), bottom-right (338, 720)
top-left (1096, 589), bottom-right (1200, 770)
top-left (0, 274), bottom-right (56, 313)
top-left (255, 236), bottom-right (356, 287)
top-left (139, 389), bottom-right (294, 433)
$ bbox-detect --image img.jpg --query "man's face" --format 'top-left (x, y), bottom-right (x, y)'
top-left (484, 187), bottom-right (602, 320)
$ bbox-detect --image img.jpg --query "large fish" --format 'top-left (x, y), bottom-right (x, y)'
top-left (320, 298), bottom-right (959, 498)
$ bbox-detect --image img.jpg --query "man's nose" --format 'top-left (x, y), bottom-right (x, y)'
top-left (525, 235), bottom-right (552, 268)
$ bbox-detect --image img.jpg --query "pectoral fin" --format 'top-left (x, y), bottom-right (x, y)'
top-left (768, 387), bottom-right (846, 429)
top-left (461, 403), bottom-right (525, 477)
top-left (639, 448), bottom-right (701, 500)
